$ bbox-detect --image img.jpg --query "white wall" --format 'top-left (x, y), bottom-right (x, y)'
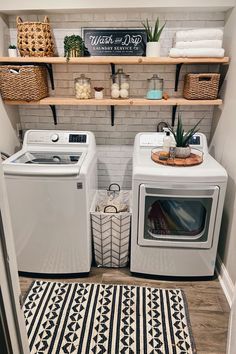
top-left (210, 7), bottom-right (236, 284)
top-left (0, 15), bottom-right (20, 155)
top-left (0, 0), bottom-right (234, 12)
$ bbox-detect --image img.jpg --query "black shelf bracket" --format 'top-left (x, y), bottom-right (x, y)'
top-left (50, 105), bottom-right (57, 125)
top-left (110, 105), bottom-right (115, 126)
top-left (172, 105), bottom-right (177, 127)
top-left (44, 64), bottom-right (55, 90)
top-left (110, 63), bottom-right (116, 76)
top-left (218, 63), bottom-right (229, 93)
top-left (175, 63), bottom-right (183, 91)
top-left (110, 63), bottom-right (116, 126)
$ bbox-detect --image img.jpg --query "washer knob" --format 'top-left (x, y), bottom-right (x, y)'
top-left (51, 134), bottom-right (59, 142)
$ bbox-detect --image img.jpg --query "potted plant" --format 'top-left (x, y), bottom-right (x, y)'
top-left (167, 114), bottom-right (202, 158)
top-left (8, 44), bottom-right (17, 57)
top-left (64, 35), bottom-right (86, 61)
top-left (142, 17), bottom-right (166, 57)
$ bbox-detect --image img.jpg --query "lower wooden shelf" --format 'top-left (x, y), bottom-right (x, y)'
top-left (4, 97), bottom-right (223, 106)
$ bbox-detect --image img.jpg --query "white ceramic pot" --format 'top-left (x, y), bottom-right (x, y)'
top-left (146, 42), bottom-right (160, 57)
top-left (175, 146), bottom-right (191, 158)
top-left (8, 48), bottom-right (18, 57)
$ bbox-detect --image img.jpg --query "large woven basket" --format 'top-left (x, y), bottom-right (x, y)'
top-left (183, 73), bottom-right (220, 100)
top-left (0, 66), bottom-right (48, 101)
top-left (17, 16), bottom-right (54, 57)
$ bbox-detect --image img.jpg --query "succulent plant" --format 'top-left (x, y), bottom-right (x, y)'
top-left (142, 17), bottom-right (166, 42)
top-left (64, 35), bottom-right (86, 61)
top-left (167, 114), bottom-right (202, 147)
top-left (8, 44), bottom-right (17, 49)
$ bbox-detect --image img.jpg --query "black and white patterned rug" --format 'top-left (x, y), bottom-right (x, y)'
top-left (23, 281), bottom-right (196, 353)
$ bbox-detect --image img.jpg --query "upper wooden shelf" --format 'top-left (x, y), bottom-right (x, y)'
top-left (0, 56), bottom-right (230, 65)
top-left (4, 97), bottom-right (223, 106)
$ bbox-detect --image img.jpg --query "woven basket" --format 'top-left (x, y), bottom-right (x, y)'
top-left (0, 66), bottom-right (48, 101)
top-left (183, 73), bottom-right (220, 100)
top-left (17, 16), bottom-right (54, 57)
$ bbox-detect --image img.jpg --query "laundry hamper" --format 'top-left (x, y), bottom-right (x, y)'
top-left (183, 73), bottom-right (220, 100)
top-left (91, 184), bottom-right (131, 268)
top-left (0, 65), bottom-right (48, 101)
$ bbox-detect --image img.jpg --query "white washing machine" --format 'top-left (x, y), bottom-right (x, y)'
top-left (3, 130), bottom-right (97, 277)
top-left (131, 132), bottom-right (227, 278)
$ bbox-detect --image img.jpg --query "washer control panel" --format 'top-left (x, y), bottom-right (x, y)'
top-left (51, 134), bottom-right (59, 142)
top-left (26, 131), bottom-right (88, 145)
top-left (69, 134), bottom-right (87, 143)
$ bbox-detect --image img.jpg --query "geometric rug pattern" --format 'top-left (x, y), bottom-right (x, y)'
top-left (23, 281), bottom-right (196, 353)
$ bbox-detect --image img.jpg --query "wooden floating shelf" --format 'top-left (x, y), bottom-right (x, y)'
top-left (0, 56), bottom-right (229, 65)
top-left (4, 97), bottom-right (223, 106)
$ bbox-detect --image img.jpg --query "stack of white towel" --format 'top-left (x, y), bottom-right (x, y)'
top-left (169, 28), bottom-right (225, 58)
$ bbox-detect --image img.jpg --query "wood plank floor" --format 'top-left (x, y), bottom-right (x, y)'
top-left (20, 267), bottom-right (230, 354)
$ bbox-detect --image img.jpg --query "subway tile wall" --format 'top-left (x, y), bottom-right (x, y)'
top-left (8, 11), bottom-right (225, 188)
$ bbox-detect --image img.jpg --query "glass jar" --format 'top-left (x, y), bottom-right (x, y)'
top-left (111, 68), bottom-right (130, 99)
top-left (74, 74), bottom-right (91, 99)
top-left (146, 74), bottom-right (163, 100)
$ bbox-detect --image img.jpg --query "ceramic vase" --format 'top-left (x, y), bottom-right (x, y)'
top-left (175, 146), bottom-right (191, 158)
top-left (8, 48), bottom-right (17, 57)
top-left (146, 42), bottom-right (160, 57)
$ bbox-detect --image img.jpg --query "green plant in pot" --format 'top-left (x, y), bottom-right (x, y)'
top-left (8, 44), bottom-right (17, 57)
top-left (167, 114), bottom-right (202, 158)
top-left (64, 35), bottom-right (86, 61)
top-left (142, 17), bottom-right (166, 57)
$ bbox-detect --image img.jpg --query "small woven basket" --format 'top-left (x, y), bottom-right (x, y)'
top-left (0, 66), bottom-right (49, 101)
top-left (183, 73), bottom-right (220, 100)
top-left (17, 16), bottom-right (54, 57)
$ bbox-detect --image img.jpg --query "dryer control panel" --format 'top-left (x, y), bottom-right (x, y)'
top-left (139, 132), bottom-right (206, 152)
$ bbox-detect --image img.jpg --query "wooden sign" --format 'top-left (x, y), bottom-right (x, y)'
top-left (83, 29), bottom-right (147, 56)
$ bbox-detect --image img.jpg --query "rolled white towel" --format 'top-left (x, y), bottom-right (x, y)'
top-left (175, 39), bottom-right (222, 49)
top-left (169, 48), bottom-right (225, 58)
top-left (176, 28), bottom-right (223, 42)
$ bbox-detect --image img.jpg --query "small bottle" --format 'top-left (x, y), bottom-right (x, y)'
top-left (169, 140), bottom-right (176, 159)
top-left (163, 131), bottom-right (172, 154)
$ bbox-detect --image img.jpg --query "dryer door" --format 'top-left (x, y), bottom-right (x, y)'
top-left (138, 183), bottom-right (219, 249)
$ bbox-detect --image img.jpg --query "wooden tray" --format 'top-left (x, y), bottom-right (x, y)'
top-left (151, 150), bottom-right (203, 166)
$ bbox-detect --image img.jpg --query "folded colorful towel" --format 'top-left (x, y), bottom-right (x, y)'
top-left (175, 39), bottom-right (222, 49)
top-left (176, 28), bottom-right (223, 42)
top-left (169, 48), bottom-right (225, 58)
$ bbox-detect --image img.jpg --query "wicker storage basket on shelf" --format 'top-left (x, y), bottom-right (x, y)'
top-left (183, 73), bottom-right (220, 100)
top-left (17, 16), bottom-right (54, 57)
top-left (0, 66), bottom-right (48, 101)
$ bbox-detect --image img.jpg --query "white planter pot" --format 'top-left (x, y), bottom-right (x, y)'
top-left (175, 146), bottom-right (191, 158)
top-left (8, 49), bottom-right (18, 57)
top-left (146, 42), bottom-right (160, 57)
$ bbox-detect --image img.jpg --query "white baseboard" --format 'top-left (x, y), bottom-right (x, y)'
top-left (216, 254), bottom-right (234, 308)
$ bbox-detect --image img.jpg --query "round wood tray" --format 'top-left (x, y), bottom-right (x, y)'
top-left (151, 149), bottom-right (203, 167)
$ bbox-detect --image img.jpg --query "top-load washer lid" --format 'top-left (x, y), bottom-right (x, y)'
top-left (3, 149), bottom-right (86, 177)
top-left (12, 151), bottom-right (81, 165)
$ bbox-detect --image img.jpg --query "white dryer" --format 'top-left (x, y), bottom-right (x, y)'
top-left (131, 132), bottom-right (227, 277)
top-left (3, 130), bottom-right (97, 277)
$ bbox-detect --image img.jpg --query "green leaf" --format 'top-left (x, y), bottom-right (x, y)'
top-left (142, 17), bottom-right (165, 42)
top-left (169, 114), bottom-right (203, 147)
top-left (153, 18), bottom-right (159, 41)
top-left (156, 22), bottom-right (166, 42)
